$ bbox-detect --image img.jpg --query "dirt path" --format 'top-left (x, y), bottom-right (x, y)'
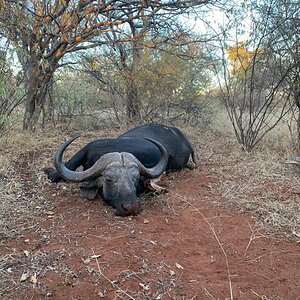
top-left (1, 155), bottom-right (300, 300)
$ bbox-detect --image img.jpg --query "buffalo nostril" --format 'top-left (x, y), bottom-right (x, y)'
top-left (121, 202), bottom-right (141, 216)
top-left (121, 203), bottom-right (129, 212)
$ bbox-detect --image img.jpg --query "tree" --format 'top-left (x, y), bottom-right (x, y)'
top-left (86, 15), bottom-right (199, 123)
top-left (213, 0), bottom-right (299, 150)
top-left (226, 41), bottom-right (264, 78)
top-left (81, 28), bottom-right (213, 127)
top-left (262, 0), bottom-right (300, 151)
top-left (0, 0), bottom-right (213, 131)
top-left (0, 39), bottom-right (25, 135)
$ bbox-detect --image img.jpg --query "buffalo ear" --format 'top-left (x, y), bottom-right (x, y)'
top-left (79, 181), bottom-right (98, 200)
top-left (79, 185), bottom-right (98, 200)
top-left (79, 179), bottom-right (101, 200)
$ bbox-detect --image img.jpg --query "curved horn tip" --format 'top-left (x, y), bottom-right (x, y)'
top-left (54, 135), bottom-right (81, 176)
top-left (54, 136), bottom-right (110, 183)
top-left (59, 135), bottom-right (81, 151)
top-left (68, 135), bottom-right (81, 143)
top-left (141, 137), bottom-right (168, 178)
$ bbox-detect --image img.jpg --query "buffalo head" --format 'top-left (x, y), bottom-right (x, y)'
top-left (54, 136), bottom-right (168, 216)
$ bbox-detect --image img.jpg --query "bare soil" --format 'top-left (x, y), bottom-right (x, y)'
top-left (0, 131), bottom-right (300, 300)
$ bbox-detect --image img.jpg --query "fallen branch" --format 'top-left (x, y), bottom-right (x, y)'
top-left (244, 222), bottom-right (266, 257)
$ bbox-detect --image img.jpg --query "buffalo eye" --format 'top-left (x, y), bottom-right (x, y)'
top-left (104, 175), bottom-right (117, 184)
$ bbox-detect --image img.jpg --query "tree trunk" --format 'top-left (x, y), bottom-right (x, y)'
top-left (42, 77), bottom-right (55, 128)
top-left (295, 90), bottom-right (300, 151)
top-left (126, 80), bottom-right (141, 123)
top-left (121, 24), bottom-right (143, 124)
top-left (22, 59), bottom-right (55, 131)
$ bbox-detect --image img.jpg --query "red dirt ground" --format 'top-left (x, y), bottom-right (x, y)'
top-left (1, 154), bottom-right (300, 299)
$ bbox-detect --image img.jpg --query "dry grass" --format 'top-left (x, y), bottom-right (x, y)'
top-left (0, 116), bottom-right (299, 299)
top-left (193, 113), bottom-right (300, 240)
top-left (0, 125), bottom-right (129, 244)
top-left (1, 117), bottom-right (299, 242)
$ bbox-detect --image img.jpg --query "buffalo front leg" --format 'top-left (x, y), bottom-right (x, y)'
top-left (145, 173), bottom-right (168, 194)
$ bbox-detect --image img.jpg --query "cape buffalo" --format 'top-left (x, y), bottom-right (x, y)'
top-left (45, 124), bottom-right (196, 216)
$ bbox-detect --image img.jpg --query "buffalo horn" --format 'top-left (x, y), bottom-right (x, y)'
top-left (54, 137), bottom-right (168, 182)
top-left (54, 136), bottom-right (114, 182)
top-left (138, 138), bottom-right (168, 178)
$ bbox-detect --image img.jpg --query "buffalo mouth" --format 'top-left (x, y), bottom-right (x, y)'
top-left (114, 201), bottom-right (142, 216)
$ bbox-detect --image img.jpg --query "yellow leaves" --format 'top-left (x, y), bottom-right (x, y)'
top-left (75, 36), bottom-right (81, 42)
top-left (227, 41), bottom-right (253, 77)
top-left (31, 1), bottom-right (46, 17)
top-left (227, 41), bottom-right (246, 59)
top-left (38, 6), bottom-right (44, 17)
top-left (226, 41), bottom-right (265, 78)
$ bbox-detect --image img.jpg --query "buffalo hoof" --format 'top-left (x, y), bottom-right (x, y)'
top-left (146, 174), bottom-right (168, 194)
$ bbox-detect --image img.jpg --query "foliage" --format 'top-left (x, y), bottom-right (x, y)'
top-left (0, 0), bottom-right (214, 131)
top-left (81, 34), bottom-right (214, 128)
top-left (226, 41), bottom-right (264, 78)
top-left (265, 0), bottom-right (300, 151)
top-left (213, 0), bottom-right (299, 151)
top-left (219, 41), bottom-right (293, 150)
top-left (0, 47), bottom-right (24, 135)
top-left (49, 68), bottom-right (113, 129)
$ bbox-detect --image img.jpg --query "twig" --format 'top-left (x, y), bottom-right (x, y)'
top-left (92, 249), bottom-right (136, 300)
top-left (251, 289), bottom-right (270, 300)
top-left (203, 286), bottom-right (217, 299)
top-left (179, 195), bottom-right (234, 300)
top-left (244, 222), bottom-right (266, 257)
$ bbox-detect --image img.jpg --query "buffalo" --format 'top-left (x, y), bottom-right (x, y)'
top-left (45, 124), bottom-right (196, 216)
